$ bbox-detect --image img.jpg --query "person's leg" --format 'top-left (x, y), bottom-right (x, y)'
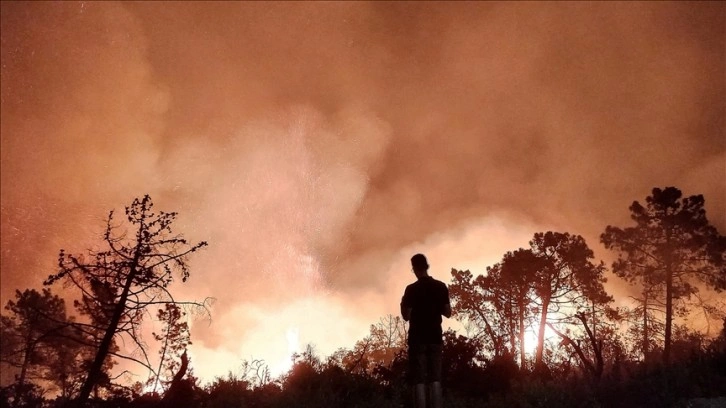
top-left (427, 344), bottom-right (443, 408)
top-left (414, 383), bottom-right (427, 408)
top-left (409, 344), bottom-right (427, 408)
top-left (428, 382), bottom-right (442, 408)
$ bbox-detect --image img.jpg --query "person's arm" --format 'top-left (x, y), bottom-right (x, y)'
top-left (401, 304), bottom-right (412, 322)
top-left (401, 287), bottom-right (412, 322)
top-left (442, 284), bottom-right (452, 318)
top-left (442, 302), bottom-right (452, 318)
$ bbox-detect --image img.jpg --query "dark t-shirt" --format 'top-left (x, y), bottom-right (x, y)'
top-left (401, 276), bottom-right (451, 345)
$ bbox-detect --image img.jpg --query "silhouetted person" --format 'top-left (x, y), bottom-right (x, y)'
top-left (401, 253), bottom-right (452, 408)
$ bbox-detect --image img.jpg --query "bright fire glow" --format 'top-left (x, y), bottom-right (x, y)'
top-left (523, 329), bottom-right (539, 355)
top-left (522, 324), bottom-right (560, 356)
top-left (270, 327), bottom-right (300, 378)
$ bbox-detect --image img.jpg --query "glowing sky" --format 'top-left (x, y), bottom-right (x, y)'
top-left (1, 2), bottom-right (724, 382)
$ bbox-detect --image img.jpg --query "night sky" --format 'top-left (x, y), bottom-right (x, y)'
top-left (1, 2), bottom-right (724, 381)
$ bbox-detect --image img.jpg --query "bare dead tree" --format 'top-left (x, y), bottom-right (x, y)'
top-left (44, 195), bottom-right (211, 407)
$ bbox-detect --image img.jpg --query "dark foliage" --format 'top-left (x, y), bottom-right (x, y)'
top-left (3, 187), bottom-right (726, 408)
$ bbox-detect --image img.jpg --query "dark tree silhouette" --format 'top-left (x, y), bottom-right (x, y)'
top-left (149, 303), bottom-right (192, 394)
top-left (44, 195), bottom-right (209, 407)
top-left (0, 289), bottom-right (71, 406)
top-left (450, 232), bottom-right (610, 376)
top-left (621, 296), bottom-right (666, 363)
top-left (342, 314), bottom-right (406, 375)
top-left (449, 268), bottom-right (507, 357)
top-left (601, 187), bottom-right (726, 363)
top-left (45, 328), bottom-right (96, 401)
top-left (527, 232), bottom-right (611, 371)
top-left (440, 330), bottom-right (492, 397)
top-left (450, 250), bottom-right (542, 368)
top-left (546, 307), bottom-right (623, 379)
top-left (489, 249), bottom-right (543, 368)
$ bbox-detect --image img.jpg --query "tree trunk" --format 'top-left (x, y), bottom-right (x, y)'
top-left (548, 322), bottom-right (596, 377)
top-left (664, 265), bottom-right (673, 363)
top-left (663, 233), bottom-right (673, 364)
top-left (576, 312), bottom-right (603, 379)
top-left (73, 261), bottom-right (139, 407)
top-left (13, 339), bottom-right (33, 408)
top-left (474, 304), bottom-right (502, 356)
top-left (506, 301), bottom-right (516, 359)
top-left (161, 350), bottom-right (192, 408)
top-left (535, 296), bottom-right (550, 368)
top-left (518, 303), bottom-right (526, 369)
top-left (642, 290), bottom-right (649, 364)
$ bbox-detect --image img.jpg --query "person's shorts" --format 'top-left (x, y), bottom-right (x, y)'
top-left (408, 343), bottom-right (442, 384)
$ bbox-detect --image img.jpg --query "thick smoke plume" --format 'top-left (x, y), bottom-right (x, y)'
top-left (1, 2), bottom-right (723, 381)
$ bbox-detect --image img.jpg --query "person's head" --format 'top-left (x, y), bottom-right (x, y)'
top-left (410, 253), bottom-right (429, 278)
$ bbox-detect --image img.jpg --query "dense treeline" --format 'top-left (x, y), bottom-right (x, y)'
top-left (1, 187), bottom-right (725, 407)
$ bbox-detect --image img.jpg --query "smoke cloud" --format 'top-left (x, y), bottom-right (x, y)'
top-left (1, 2), bottom-right (723, 381)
